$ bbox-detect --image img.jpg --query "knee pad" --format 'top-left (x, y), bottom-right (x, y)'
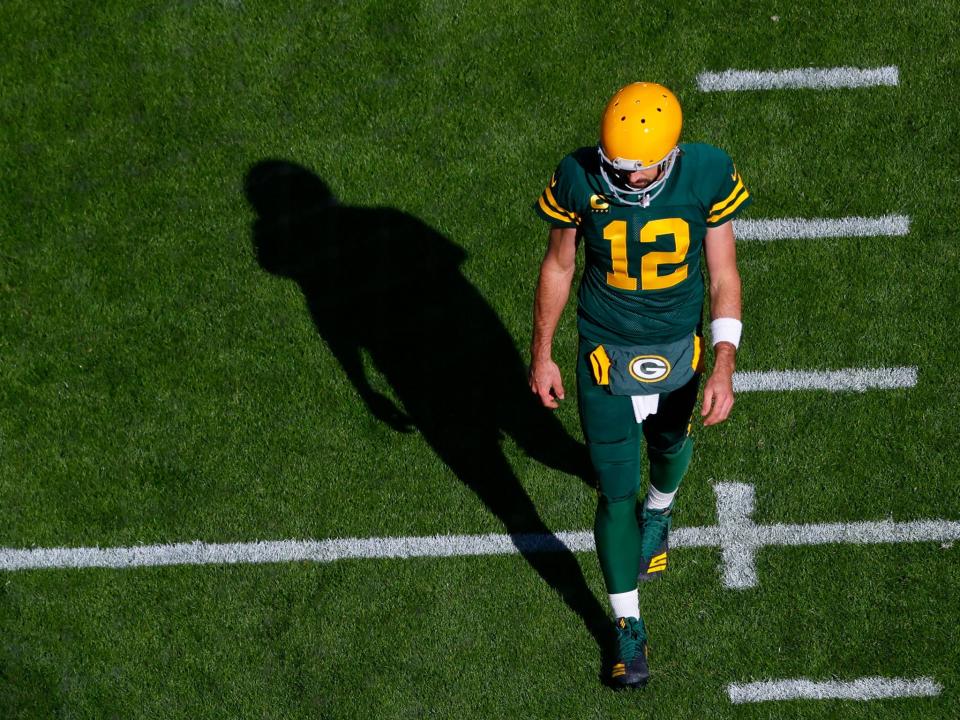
top-left (647, 432), bottom-right (690, 459)
top-left (587, 436), bottom-right (641, 502)
top-left (595, 493), bottom-right (637, 521)
top-left (648, 437), bottom-right (693, 494)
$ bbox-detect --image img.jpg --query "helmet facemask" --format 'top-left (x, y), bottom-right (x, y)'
top-left (598, 144), bottom-right (680, 207)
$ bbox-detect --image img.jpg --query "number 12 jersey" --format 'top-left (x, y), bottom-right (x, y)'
top-left (534, 143), bottom-right (752, 344)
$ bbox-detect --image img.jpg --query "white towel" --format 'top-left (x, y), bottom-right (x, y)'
top-left (630, 394), bottom-right (659, 423)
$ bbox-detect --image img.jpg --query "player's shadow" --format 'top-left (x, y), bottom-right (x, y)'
top-left (244, 160), bottom-right (614, 672)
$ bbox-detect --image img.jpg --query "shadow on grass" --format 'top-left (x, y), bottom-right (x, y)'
top-left (244, 159), bottom-right (614, 673)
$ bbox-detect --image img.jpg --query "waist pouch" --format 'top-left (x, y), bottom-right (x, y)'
top-left (589, 334), bottom-right (704, 396)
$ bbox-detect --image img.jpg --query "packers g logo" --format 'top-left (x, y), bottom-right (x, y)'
top-left (590, 194), bottom-right (610, 211)
top-left (628, 355), bottom-right (671, 383)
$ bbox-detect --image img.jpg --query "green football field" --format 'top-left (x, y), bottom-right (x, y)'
top-left (3, 1), bottom-right (959, 717)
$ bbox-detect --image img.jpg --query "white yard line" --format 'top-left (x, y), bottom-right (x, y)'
top-left (698, 66), bottom-right (899, 92)
top-left (735, 215), bottom-right (910, 241)
top-left (0, 534), bottom-right (595, 572)
top-left (4, 483), bottom-right (957, 584)
top-left (733, 367), bottom-right (917, 393)
top-left (728, 677), bottom-right (942, 704)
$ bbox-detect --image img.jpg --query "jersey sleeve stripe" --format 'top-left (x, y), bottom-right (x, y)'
top-left (537, 195), bottom-right (577, 224)
top-left (707, 188), bottom-right (750, 223)
top-left (709, 175), bottom-right (744, 215)
top-left (543, 185), bottom-right (577, 221)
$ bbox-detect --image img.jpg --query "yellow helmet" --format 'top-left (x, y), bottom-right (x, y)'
top-left (598, 82), bottom-right (683, 206)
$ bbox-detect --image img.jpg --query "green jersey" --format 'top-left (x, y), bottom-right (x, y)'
top-left (535, 143), bottom-right (751, 344)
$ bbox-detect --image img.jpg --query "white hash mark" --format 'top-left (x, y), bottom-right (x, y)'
top-left (735, 214), bottom-right (910, 241)
top-left (698, 66), bottom-right (899, 92)
top-left (727, 676), bottom-right (943, 704)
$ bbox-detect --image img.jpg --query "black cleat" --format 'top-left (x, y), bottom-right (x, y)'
top-left (611, 616), bottom-right (650, 689)
top-left (637, 503), bottom-right (672, 582)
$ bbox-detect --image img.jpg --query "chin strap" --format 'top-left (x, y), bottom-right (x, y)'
top-left (598, 145), bottom-right (680, 207)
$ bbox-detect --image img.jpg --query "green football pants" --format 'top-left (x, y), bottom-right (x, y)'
top-left (576, 336), bottom-right (701, 594)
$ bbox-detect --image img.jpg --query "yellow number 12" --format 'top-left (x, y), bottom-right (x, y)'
top-left (603, 218), bottom-right (690, 291)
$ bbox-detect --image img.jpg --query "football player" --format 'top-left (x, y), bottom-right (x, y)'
top-left (529, 82), bottom-right (750, 688)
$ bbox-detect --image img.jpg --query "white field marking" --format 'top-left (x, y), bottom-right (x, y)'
top-left (728, 677), bottom-right (943, 704)
top-left (733, 366), bottom-right (917, 393)
top-left (698, 65), bottom-right (899, 92)
top-left (711, 482), bottom-right (960, 589)
top-left (716, 482), bottom-right (758, 587)
top-left (0, 532), bottom-right (590, 572)
top-left (735, 215), bottom-right (910, 241)
top-left (4, 484), bottom-right (960, 585)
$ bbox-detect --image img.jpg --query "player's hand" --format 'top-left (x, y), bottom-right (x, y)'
top-left (701, 365), bottom-right (735, 427)
top-left (529, 357), bottom-right (565, 409)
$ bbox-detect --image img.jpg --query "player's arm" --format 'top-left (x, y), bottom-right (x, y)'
top-left (529, 226), bottom-right (578, 409)
top-left (701, 220), bottom-right (741, 426)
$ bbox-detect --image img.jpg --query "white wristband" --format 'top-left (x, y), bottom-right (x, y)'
top-left (711, 318), bottom-right (742, 348)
